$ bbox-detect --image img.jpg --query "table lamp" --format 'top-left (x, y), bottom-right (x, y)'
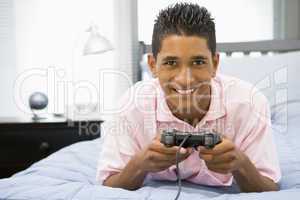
top-left (83, 24), bottom-right (113, 55)
top-left (30, 24), bottom-right (113, 120)
top-left (70, 24), bottom-right (113, 118)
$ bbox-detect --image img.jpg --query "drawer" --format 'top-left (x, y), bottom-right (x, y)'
top-left (0, 125), bottom-right (100, 164)
top-left (0, 118), bottom-right (102, 178)
top-left (0, 163), bottom-right (31, 178)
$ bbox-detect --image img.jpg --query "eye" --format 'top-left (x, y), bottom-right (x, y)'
top-left (192, 59), bottom-right (205, 65)
top-left (164, 60), bottom-right (177, 66)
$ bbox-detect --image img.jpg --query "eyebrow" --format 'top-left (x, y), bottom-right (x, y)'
top-left (161, 55), bottom-right (208, 62)
top-left (190, 55), bottom-right (208, 60)
top-left (161, 56), bottom-right (179, 62)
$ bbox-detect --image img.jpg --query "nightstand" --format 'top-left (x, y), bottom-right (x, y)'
top-left (0, 116), bottom-right (103, 178)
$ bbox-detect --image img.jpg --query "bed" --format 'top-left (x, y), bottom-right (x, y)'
top-left (1, 40), bottom-right (300, 200)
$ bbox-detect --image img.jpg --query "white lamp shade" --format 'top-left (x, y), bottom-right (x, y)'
top-left (83, 25), bottom-right (113, 55)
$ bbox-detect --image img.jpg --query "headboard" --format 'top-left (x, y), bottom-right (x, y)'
top-left (139, 39), bottom-right (300, 57)
top-left (138, 39), bottom-right (300, 81)
top-left (137, 39), bottom-right (300, 118)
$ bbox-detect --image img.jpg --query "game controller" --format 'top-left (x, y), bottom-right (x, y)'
top-left (161, 129), bottom-right (222, 149)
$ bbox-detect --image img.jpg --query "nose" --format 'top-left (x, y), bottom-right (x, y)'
top-left (174, 67), bottom-right (195, 88)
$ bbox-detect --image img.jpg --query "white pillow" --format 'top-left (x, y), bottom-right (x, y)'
top-left (219, 52), bottom-right (300, 104)
top-left (219, 51), bottom-right (300, 128)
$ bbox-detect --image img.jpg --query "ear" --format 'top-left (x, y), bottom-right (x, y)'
top-left (212, 52), bottom-right (220, 77)
top-left (147, 53), bottom-right (158, 78)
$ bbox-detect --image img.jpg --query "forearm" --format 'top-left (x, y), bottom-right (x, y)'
top-left (233, 154), bottom-right (279, 192)
top-left (103, 155), bottom-right (148, 190)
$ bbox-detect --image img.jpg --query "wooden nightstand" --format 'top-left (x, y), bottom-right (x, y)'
top-left (0, 116), bottom-right (103, 178)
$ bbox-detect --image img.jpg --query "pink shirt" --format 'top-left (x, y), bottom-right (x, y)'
top-left (96, 74), bottom-right (281, 186)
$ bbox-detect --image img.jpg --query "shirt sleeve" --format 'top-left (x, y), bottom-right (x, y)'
top-left (96, 114), bottom-right (141, 185)
top-left (239, 98), bottom-right (282, 183)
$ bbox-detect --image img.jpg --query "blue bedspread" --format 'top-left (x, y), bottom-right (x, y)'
top-left (0, 101), bottom-right (300, 199)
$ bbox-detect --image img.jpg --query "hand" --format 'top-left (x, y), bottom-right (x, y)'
top-left (135, 134), bottom-right (193, 173)
top-left (198, 137), bottom-right (246, 174)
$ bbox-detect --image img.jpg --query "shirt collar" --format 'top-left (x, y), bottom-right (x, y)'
top-left (156, 77), bottom-right (226, 124)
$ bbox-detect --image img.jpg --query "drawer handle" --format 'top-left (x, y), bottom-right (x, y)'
top-left (39, 142), bottom-right (50, 154)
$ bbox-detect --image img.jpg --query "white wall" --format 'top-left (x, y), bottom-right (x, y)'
top-left (0, 0), bottom-right (275, 118)
top-left (0, 0), bottom-right (17, 117)
top-left (13, 0), bottom-right (115, 118)
top-left (138, 0), bottom-right (274, 44)
top-left (274, 0), bottom-right (300, 40)
top-left (113, 0), bottom-right (139, 99)
top-left (1, 0), bottom-right (139, 119)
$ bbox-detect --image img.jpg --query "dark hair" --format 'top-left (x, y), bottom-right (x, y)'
top-left (152, 3), bottom-right (216, 58)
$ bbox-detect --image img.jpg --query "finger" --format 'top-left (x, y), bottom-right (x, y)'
top-left (151, 160), bottom-right (178, 171)
top-left (148, 150), bottom-right (189, 166)
top-left (151, 140), bottom-right (191, 156)
top-left (206, 161), bottom-right (235, 172)
top-left (150, 140), bottom-right (179, 155)
top-left (201, 151), bottom-right (236, 165)
top-left (209, 151), bottom-right (236, 164)
top-left (213, 138), bottom-right (235, 153)
top-left (206, 166), bottom-right (230, 174)
top-left (154, 131), bottom-right (162, 141)
top-left (221, 134), bottom-right (227, 139)
top-left (199, 153), bottom-right (213, 162)
top-left (148, 151), bottom-right (177, 162)
top-left (176, 148), bottom-right (192, 161)
top-left (206, 161), bottom-right (237, 173)
top-left (198, 139), bottom-right (235, 155)
top-left (198, 146), bottom-right (213, 153)
top-left (198, 146), bottom-right (217, 155)
top-left (179, 146), bottom-right (195, 156)
top-left (186, 147), bottom-right (194, 154)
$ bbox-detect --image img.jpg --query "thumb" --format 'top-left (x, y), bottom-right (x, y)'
top-left (179, 148), bottom-right (187, 154)
top-left (154, 130), bottom-right (162, 141)
top-left (197, 146), bottom-right (206, 151)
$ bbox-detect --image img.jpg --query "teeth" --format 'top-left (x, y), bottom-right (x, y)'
top-left (175, 88), bottom-right (195, 95)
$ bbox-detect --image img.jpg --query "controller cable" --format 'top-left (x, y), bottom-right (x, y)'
top-left (174, 134), bottom-right (192, 200)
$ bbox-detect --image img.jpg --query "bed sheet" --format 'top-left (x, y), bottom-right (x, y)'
top-left (0, 112), bottom-right (300, 200)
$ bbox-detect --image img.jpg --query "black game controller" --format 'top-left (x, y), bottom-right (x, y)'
top-left (161, 129), bottom-right (222, 149)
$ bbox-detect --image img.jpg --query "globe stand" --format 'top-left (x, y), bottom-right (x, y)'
top-left (31, 109), bottom-right (47, 121)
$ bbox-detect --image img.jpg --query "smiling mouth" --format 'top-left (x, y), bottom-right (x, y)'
top-left (174, 88), bottom-right (196, 95)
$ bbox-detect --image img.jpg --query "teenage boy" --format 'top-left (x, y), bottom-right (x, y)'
top-left (97, 3), bottom-right (281, 192)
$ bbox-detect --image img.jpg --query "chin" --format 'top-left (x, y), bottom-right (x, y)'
top-left (168, 100), bottom-right (194, 113)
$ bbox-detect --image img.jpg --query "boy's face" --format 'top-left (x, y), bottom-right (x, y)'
top-left (148, 35), bottom-right (219, 121)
